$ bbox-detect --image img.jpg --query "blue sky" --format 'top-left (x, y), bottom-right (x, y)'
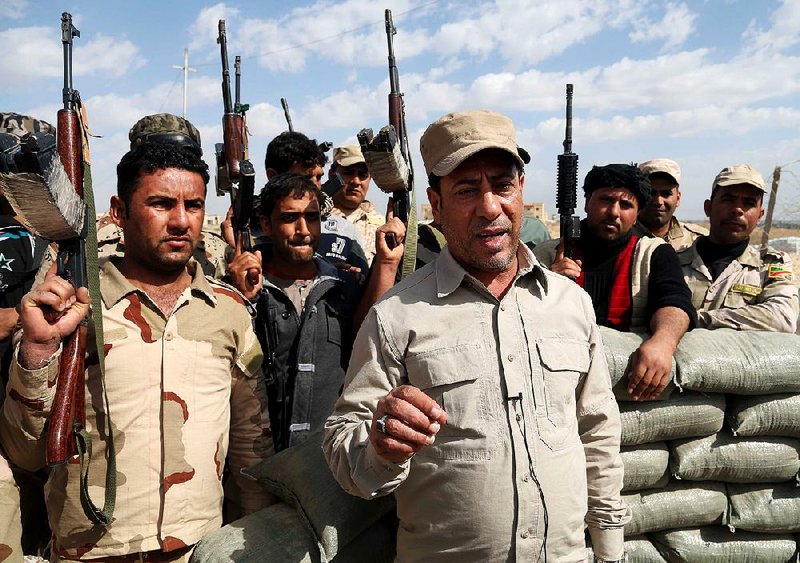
top-left (2, 0), bottom-right (799, 220)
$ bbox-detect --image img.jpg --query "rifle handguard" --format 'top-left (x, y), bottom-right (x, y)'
top-left (358, 126), bottom-right (409, 194)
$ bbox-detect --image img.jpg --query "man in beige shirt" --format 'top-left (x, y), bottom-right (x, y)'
top-left (633, 158), bottom-right (707, 251)
top-left (680, 164), bottom-right (798, 332)
top-left (324, 110), bottom-right (629, 562)
top-left (328, 145), bottom-right (385, 264)
top-left (0, 140), bottom-right (271, 560)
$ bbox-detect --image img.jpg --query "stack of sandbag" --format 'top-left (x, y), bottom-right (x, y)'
top-left (599, 327), bottom-right (800, 562)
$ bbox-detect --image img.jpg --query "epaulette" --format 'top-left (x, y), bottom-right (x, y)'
top-left (679, 221), bottom-right (709, 236)
top-left (206, 275), bottom-right (248, 302)
top-left (762, 245), bottom-right (790, 262)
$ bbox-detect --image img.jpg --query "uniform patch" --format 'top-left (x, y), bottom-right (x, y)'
top-left (768, 264), bottom-right (793, 281)
top-left (731, 283), bottom-right (762, 297)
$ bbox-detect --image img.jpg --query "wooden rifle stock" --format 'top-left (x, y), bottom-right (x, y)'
top-left (222, 113), bottom-right (243, 181)
top-left (47, 98), bottom-right (88, 466)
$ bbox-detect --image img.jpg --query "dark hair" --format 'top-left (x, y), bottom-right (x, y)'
top-left (583, 163), bottom-right (651, 208)
top-left (116, 142), bottom-right (209, 207)
top-left (265, 131), bottom-right (327, 173)
top-left (259, 172), bottom-right (321, 218)
top-left (427, 155), bottom-right (524, 194)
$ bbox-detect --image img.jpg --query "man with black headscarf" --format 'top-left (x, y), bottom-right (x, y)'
top-left (534, 163), bottom-right (695, 401)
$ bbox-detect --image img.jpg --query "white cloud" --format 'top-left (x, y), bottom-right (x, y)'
top-left (742, 0), bottom-right (800, 54)
top-left (0, 26), bottom-right (144, 83)
top-left (630, 2), bottom-right (698, 51)
top-left (0, 0), bottom-right (28, 19)
top-left (188, 3), bottom-right (241, 51)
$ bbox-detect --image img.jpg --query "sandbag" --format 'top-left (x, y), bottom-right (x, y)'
top-left (620, 443), bottom-right (670, 492)
top-left (619, 391), bottom-right (725, 446)
top-left (598, 327), bottom-right (676, 401)
top-left (622, 481), bottom-right (727, 536)
top-left (243, 431), bottom-right (396, 562)
top-left (191, 503), bottom-right (321, 562)
top-left (670, 431), bottom-right (800, 483)
top-left (622, 536), bottom-right (667, 563)
top-left (649, 526), bottom-right (797, 562)
top-left (728, 393), bottom-right (800, 438)
top-left (675, 329), bottom-right (800, 395)
top-left (727, 482), bottom-right (800, 533)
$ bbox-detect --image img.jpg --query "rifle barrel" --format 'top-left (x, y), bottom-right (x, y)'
top-left (61, 13), bottom-right (79, 110)
top-left (563, 83), bottom-right (573, 154)
top-left (281, 98), bottom-right (294, 132)
top-left (234, 56), bottom-right (242, 112)
top-left (218, 20), bottom-right (233, 115)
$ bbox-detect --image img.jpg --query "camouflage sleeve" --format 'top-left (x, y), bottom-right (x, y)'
top-left (702, 255), bottom-right (799, 333)
top-left (0, 347), bottom-right (60, 472)
top-left (226, 324), bottom-right (275, 519)
top-left (0, 454), bottom-right (22, 561)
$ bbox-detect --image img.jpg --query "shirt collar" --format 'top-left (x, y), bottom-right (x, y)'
top-left (101, 258), bottom-right (216, 310)
top-left (435, 243), bottom-right (548, 299)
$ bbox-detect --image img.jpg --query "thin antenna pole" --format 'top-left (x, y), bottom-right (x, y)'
top-left (172, 47), bottom-right (197, 118)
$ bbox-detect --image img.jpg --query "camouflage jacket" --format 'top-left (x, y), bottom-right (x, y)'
top-left (0, 259), bottom-right (271, 558)
top-left (679, 238), bottom-right (799, 332)
top-left (331, 201), bottom-right (385, 265)
top-left (632, 217), bottom-right (707, 252)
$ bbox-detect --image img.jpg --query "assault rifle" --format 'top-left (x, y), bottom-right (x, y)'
top-left (357, 9), bottom-right (416, 275)
top-left (385, 8), bottom-right (412, 226)
top-left (216, 20), bottom-right (255, 253)
top-left (557, 84), bottom-right (580, 258)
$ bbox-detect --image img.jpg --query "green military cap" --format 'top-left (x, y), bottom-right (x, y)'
top-left (1, 112), bottom-right (55, 137)
top-left (128, 113), bottom-right (202, 153)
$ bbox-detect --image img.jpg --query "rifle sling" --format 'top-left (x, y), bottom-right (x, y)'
top-left (400, 186), bottom-right (418, 279)
top-left (78, 162), bottom-right (116, 526)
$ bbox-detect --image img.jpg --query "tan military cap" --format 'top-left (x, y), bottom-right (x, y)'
top-left (420, 110), bottom-right (525, 176)
top-left (332, 145), bottom-right (366, 167)
top-left (712, 164), bottom-right (766, 193)
top-left (640, 158), bottom-right (680, 185)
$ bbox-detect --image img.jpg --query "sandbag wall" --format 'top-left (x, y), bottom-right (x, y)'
top-left (600, 327), bottom-right (800, 562)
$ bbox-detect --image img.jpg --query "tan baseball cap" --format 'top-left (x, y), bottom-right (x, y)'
top-left (420, 110), bottom-right (526, 176)
top-left (332, 145), bottom-right (365, 167)
top-left (712, 164), bottom-right (766, 193)
top-left (639, 158), bottom-right (680, 185)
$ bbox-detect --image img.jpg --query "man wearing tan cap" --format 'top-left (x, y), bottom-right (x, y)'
top-left (679, 164), bottom-right (798, 332)
top-left (325, 110), bottom-right (629, 562)
top-left (329, 145), bottom-right (385, 264)
top-left (634, 158), bottom-right (707, 251)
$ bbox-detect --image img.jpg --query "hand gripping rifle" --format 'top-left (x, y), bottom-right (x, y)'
top-left (216, 21), bottom-right (255, 254)
top-left (357, 9), bottom-right (417, 277)
top-left (0, 12), bottom-right (115, 526)
top-left (557, 84), bottom-right (580, 258)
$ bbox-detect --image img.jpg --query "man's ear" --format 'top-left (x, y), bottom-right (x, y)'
top-left (703, 198), bottom-right (712, 218)
top-left (427, 187), bottom-right (442, 225)
top-left (109, 195), bottom-right (126, 227)
top-left (675, 188), bottom-right (682, 208)
top-left (259, 214), bottom-right (272, 238)
top-left (266, 168), bottom-right (277, 180)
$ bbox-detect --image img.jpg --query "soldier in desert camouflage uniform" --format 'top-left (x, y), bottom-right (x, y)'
top-left (633, 158), bottom-right (707, 251)
top-left (0, 138), bottom-right (271, 560)
top-left (680, 164), bottom-right (798, 332)
top-left (95, 113), bottom-right (230, 278)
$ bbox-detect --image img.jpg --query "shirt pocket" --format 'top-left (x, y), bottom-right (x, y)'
top-left (406, 341), bottom-right (498, 461)
top-left (535, 338), bottom-right (589, 451)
